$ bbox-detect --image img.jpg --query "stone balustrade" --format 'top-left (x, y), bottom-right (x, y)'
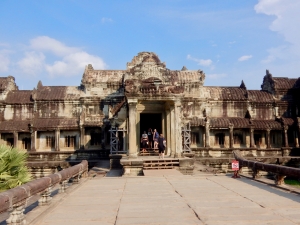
top-left (233, 150), bottom-right (300, 185)
top-left (0, 160), bottom-right (88, 225)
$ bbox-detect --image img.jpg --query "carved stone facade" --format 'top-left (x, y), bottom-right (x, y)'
top-left (0, 52), bottom-right (300, 162)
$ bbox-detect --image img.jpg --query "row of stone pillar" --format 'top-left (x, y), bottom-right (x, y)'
top-left (204, 123), bottom-right (300, 148)
top-left (0, 129), bottom-right (61, 151)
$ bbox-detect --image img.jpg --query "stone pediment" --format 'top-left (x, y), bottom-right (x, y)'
top-left (124, 52), bottom-right (205, 97)
top-left (125, 52), bottom-right (167, 82)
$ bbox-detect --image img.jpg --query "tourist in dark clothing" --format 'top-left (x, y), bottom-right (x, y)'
top-left (140, 131), bottom-right (148, 153)
top-left (153, 129), bottom-right (159, 149)
top-left (147, 128), bottom-right (153, 149)
top-left (158, 134), bottom-right (166, 159)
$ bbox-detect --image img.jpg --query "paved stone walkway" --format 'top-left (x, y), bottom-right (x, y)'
top-left (30, 174), bottom-right (300, 225)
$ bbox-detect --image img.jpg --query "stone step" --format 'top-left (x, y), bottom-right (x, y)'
top-left (143, 159), bottom-right (179, 170)
top-left (139, 152), bottom-right (159, 156)
top-left (143, 166), bottom-right (176, 170)
top-left (139, 148), bottom-right (160, 156)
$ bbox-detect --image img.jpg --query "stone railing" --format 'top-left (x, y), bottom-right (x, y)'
top-left (233, 150), bottom-right (300, 185)
top-left (0, 160), bottom-right (88, 225)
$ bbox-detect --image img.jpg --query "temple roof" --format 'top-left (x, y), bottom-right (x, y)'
top-left (33, 86), bottom-right (82, 100)
top-left (0, 120), bottom-right (30, 131)
top-left (250, 120), bottom-right (282, 130)
top-left (247, 90), bottom-right (274, 102)
top-left (202, 87), bottom-right (247, 100)
top-left (209, 117), bottom-right (250, 128)
top-left (190, 117), bottom-right (284, 130)
top-left (0, 118), bottom-right (79, 131)
top-left (282, 117), bottom-right (296, 126)
top-left (33, 118), bottom-right (79, 130)
top-left (5, 90), bottom-right (33, 104)
top-left (273, 77), bottom-right (298, 90)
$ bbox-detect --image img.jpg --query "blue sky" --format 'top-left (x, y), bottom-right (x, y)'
top-left (0, 0), bottom-right (299, 90)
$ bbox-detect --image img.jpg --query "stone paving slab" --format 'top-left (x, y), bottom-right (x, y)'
top-left (143, 169), bottom-right (183, 176)
top-left (27, 175), bottom-right (300, 225)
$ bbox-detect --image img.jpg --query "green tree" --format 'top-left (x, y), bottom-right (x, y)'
top-left (0, 145), bottom-right (32, 192)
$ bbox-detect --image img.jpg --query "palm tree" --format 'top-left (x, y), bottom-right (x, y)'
top-left (0, 145), bottom-right (32, 192)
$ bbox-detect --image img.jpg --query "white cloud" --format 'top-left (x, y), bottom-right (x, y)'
top-left (187, 54), bottom-right (213, 67)
top-left (46, 51), bottom-right (107, 77)
top-left (17, 36), bottom-right (107, 77)
top-left (101, 17), bottom-right (113, 23)
top-left (0, 54), bottom-right (10, 73)
top-left (238, 55), bottom-right (252, 61)
top-left (261, 45), bottom-right (286, 63)
top-left (17, 51), bottom-right (45, 75)
top-left (255, 0), bottom-right (300, 62)
top-left (0, 49), bottom-right (13, 73)
top-left (0, 42), bottom-right (10, 48)
top-left (206, 73), bottom-right (227, 79)
top-left (30, 36), bottom-right (79, 57)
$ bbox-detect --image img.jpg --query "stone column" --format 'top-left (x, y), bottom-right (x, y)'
top-left (170, 106), bottom-right (175, 157)
top-left (266, 129), bottom-right (271, 149)
top-left (128, 99), bottom-right (138, 158)
top-left (13, 131), bottom-right (18, 148)
top-left (166, 108), bottom-right (171, 156)
top-left (174, 100), bottom-right (182, 158)
top-left (80, 126), bottom-right (85, 149)
top-left (250, 127), bottom-right (254, 148)
top-left (123, 130), bottom-right (126, 151)
top-left (229, 124), bottom-right (234, 149)
top-left (124, 118), bottom-right (129, 152)
top-left (55, 129), bottom-right (60, 151)
top-left (31, 131), bottom-right (36, 151)
top-left (205, 120), bottom-right (210, 147)
top-left (284, 125), bottom-right (289, 147)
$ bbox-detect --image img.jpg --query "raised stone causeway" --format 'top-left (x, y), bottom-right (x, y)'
top-left (18, 174), bottom-right (300, 225)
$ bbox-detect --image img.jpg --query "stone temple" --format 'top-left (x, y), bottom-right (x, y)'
top-left (0, 52), bottom-right (300, 175)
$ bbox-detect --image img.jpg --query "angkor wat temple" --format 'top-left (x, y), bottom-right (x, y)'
top-left (1, 52), bottom-right (300, 174)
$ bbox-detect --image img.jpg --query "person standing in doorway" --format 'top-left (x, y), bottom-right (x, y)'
top-left (158, 134), bottom-right (166, 159)
top-left (140, 131), bottom-right (148, 153)
top-left (147, 128), bottom-right (153, 149)
top-left (153, 129), bottom-right (159, 149)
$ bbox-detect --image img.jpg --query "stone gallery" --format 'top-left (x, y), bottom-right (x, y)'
top-left (0, 52), bottom-right (299, 166)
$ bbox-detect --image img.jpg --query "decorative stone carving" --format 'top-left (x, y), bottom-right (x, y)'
top-left (6, 203), bottom-right (26, 225)
top-left (124, 52), bottom-right (203, 97)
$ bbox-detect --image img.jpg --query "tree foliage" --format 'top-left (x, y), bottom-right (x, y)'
top-left (0, 145), bottom-right (32, 192)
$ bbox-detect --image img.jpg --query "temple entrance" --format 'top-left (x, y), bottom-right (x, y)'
top-left (140, 113), bottom-right (162, 135)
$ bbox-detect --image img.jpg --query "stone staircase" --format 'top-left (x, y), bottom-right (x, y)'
top-left (139, 148), bottom-right (159, 156)
top-left (143, 158), bottom-right (180, 170)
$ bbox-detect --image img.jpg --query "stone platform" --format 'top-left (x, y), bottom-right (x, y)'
top-left (118, 156), bottom-right (194, 176)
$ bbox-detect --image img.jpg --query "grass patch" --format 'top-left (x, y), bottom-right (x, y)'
top-left (284, 179), bottom-right (300, 186)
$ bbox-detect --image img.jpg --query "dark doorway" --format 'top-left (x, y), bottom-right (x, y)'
top-left (140, 113), bottom-right (162, 136)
